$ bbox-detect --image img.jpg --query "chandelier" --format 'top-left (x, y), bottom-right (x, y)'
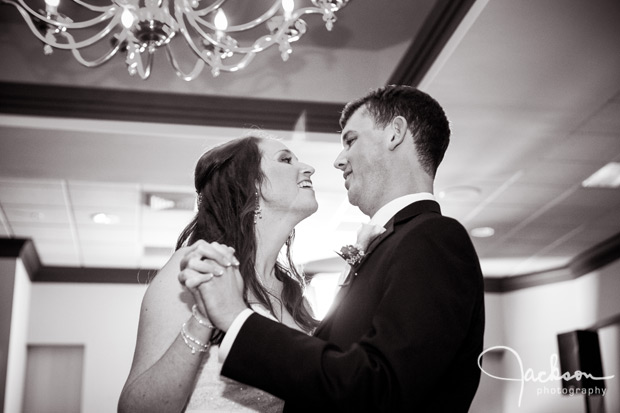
top-left (3, 0), bottom-right (350, 80)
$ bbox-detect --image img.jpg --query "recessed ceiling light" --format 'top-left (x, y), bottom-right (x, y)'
top-left (144, 192), bottom-right (196, 211)
top-left (437, 185), bottom-right (481, 201)
top-left (582, 162), bottom-right (620, 188)
top-left (470, 227), bottom-right (495, 238)
top-left (91, 213), bottom-right (119, 225)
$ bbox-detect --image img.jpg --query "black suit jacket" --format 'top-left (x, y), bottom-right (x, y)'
top-left (222, 200), bottom-right (485, 412)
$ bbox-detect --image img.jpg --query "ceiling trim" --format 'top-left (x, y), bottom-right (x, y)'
top-left (34, 266), bottom-right (159, 284)
top-left (1, 233), bottom-right (619, 292)
top-left (0, 237), bottom-right (41, 279)
top-left (484, 232), bottom-right (620, 293)
top-left (0, 81), bottom-right (344, 133)
top-left (387, 0), bottom-right (477, 86)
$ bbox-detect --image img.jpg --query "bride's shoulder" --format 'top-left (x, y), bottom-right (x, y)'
top-left (145, 247), bottom-right (190, 292)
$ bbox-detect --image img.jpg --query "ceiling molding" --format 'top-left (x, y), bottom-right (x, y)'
top-left (33, 266), bottom-right (158, 284)
top-left (1, 232), bottom-right (619, 291)
top-left (387, 0), bottom-right (477, 86)
top-left (587, 312), bottom-right (620, 331)
top-left (484, 232), bottom-right (620, 293)
top-left (0, 81), bottom-right (344, 134)
top-left (0, 238), bottom-right (41, 280)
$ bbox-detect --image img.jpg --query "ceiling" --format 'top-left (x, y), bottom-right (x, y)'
top-left (1, 0), bottom-right (619, 283)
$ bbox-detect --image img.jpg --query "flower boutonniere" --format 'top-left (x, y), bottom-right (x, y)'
top-left (337, 223), bottom-right (386, 267)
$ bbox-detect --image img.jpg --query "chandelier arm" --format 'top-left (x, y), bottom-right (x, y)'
top-left (288, 6), bottom-right (335, 25)
top-left (205, 2), bottom-right (349, 32)
top-left (55, 11), bottom-right (117, 30)
top-left (6, 0), bottom-right (116, 30)
top-left (5, 2), bottom-right (122, 51)
top-left (164, 44), bottom-right (205, 81)
top-left (181, 12), bottom-right (221, 47)
top-left (213, 52), bottom-right (258, 73)
top-left (73, 0), bottom-right (116, 13)
top-left (126, 48), bottom-right (153, 79)
top-left (49, 16), bottom-right (123, 50)
top-left (311, 0), bottom-right (349, 11)
top-left (184, 13), bottom-right (267, 54)
top-left (188, 0), bottom-right (282, 32)
top-left (61, 30), bottom-right (124, 67)
top-left (192, 6), bottom-right (330, 54)
top-left (175, 15), bottom-right (250, 76)
top-left (175, 12), bottom-right (218, 61)
top-left (190, 0), bottom-right (225, 18)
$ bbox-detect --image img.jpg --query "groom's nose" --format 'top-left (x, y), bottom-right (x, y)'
top-left (333, 150), bottom-right (346, 171)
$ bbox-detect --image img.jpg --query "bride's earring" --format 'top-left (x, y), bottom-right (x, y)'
top-left (286, 229), bottom-right (294, 246)
top-left (254, 192), bottom-right (262, 224)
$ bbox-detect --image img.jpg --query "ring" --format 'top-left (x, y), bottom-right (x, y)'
top-left (213, 271), bottom-right (224, 277)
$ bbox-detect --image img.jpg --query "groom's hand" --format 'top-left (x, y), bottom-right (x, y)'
top-left (179, 240), bottom-right (246, 331)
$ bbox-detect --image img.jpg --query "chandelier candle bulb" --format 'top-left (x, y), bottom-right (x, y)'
top-left (282, 0), bottom-right (294, 20)
top-left (44, 0), bottom-right (59, 13)
top-left (121, 8), bottom-right (135, 29)
top-left (214, 8), bottom-right (228, 42)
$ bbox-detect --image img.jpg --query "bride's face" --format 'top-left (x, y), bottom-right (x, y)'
top-left (258, 139), bottom-right (318, 221)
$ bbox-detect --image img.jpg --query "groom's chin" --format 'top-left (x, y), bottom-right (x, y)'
top-left (346, 191), bottom-right (360, 208)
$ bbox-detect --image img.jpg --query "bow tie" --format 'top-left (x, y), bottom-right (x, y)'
top-left (337, 223), bottom-right (386, 267)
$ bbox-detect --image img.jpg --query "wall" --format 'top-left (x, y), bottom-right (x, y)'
top-left (5, 259), bottom-right (31, 413)
top-left (479, 259), bottom-right (620, 413)
top-left (470, 292), bottom-right (507, 413)
top-left (21, 259), bottom-right (620, 412)
top-left (0, 258), bottom-right (17, 413)
top-left (27, 282), bottom-right (147, 413)
top-left (1, 257), bottom-right (31, 413)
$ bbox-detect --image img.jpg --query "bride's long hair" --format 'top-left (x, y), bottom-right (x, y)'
top-left (176, 136), bottom-right (318, 334)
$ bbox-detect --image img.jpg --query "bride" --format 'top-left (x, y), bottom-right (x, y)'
top-left (118, 135), bottom-right (319, 412)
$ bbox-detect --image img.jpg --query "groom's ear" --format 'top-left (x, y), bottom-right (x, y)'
top-left (388, 116), bottom-right (408, 151)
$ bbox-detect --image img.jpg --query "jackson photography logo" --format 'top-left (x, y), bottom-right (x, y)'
top-left (478, 346), bottom-right (615, 407)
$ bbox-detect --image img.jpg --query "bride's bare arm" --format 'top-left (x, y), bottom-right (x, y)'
top-left (117, 247), bottom-right (215, 413)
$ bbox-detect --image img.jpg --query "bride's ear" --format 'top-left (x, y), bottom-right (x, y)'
top-left (388, 116), bottom-right (408, 151)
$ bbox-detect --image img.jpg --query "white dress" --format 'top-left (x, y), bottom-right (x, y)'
top-left (184, 304), bottom-right (285, 413)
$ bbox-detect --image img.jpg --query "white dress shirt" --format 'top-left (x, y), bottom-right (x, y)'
top-left (219, 192), bottom-right (436, 362)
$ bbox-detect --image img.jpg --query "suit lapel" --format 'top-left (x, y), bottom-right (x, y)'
top-left (360, 219), bottom-right (395, 264)
top-left (314, 219), bottom-right (397, 336)
top-left (313, 200), bottom-right (442, 337)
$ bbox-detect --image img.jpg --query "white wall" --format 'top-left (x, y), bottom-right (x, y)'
top-left (470, 292), bottom-right (507, 413)
top-left (475, 259), bottom-right (620, 413)
top-left (4, 259), bottom-right (31, 413)
top-left (28, 282), bottom-right (147, 413)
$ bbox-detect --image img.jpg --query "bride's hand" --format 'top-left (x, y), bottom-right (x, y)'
top-left (178, 240), bottom-right (239, 288)
top-left (178, 240), bottom-right (245, 330)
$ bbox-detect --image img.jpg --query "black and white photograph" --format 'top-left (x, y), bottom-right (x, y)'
top-left (1, 0), bottom-right (619, 412)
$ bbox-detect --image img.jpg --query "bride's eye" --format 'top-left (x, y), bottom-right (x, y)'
top-left (281, 156), bottom-right (293, 164)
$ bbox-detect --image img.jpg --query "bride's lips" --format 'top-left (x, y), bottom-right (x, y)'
top-left (297, 179), bottom-right (314, 189)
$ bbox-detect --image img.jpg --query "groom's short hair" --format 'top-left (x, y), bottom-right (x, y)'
top-left (340, 85), bottom-right (450, 178)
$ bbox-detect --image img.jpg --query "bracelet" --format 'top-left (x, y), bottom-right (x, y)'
top-left (181, 322), bottom-right (211, 355)
top-left (192, 304), bottom-right (215, 329)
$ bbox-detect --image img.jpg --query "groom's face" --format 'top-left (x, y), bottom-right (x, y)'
top-left (334, 107), bottom-right (389, 216)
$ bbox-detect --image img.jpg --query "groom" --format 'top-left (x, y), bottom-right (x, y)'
top-left (200, 85), bottom-right (485, 412)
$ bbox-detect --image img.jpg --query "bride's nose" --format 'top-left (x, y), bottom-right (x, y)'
top-left (300, 162), bottom-right (315, 176)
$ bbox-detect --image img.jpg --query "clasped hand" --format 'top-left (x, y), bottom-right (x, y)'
top-left (178, 240), bottom-right (247, 332)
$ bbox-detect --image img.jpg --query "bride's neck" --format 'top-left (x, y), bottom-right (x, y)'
top-left (254, 217), bottom-right (294, 283)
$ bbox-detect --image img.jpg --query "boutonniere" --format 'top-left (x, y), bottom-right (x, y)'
top-left (337, 223), bottom-right (386, 267)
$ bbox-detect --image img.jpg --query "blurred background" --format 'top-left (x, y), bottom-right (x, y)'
top-left (1, 0), bottom-right (619, 412)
